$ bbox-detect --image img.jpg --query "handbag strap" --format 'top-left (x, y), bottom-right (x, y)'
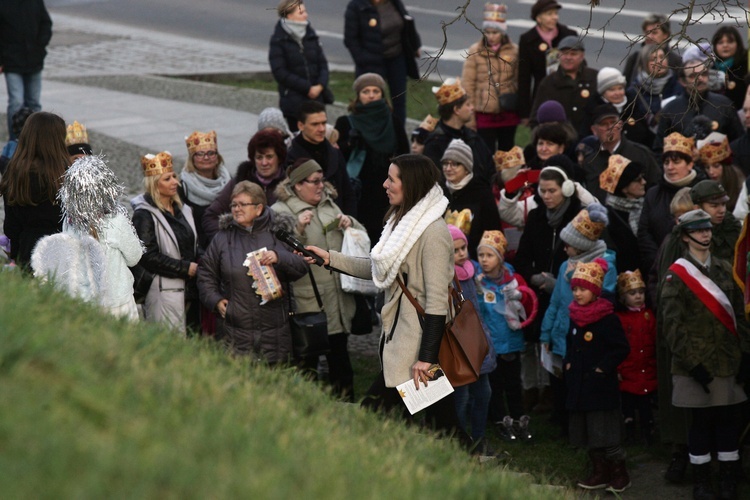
top-left (288, 268), bottom-right (325, 314)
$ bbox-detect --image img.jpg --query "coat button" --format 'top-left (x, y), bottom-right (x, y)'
top-left (572, 106), bottom-right (578, 111)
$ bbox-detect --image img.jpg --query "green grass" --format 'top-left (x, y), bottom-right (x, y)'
top-left (0, 271), bottom-right (562, 498)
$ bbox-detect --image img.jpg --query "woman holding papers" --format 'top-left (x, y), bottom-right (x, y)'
top-left (303, 154), bottom-right (473, 451)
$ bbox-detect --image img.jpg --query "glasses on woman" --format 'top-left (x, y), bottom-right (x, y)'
top-left (193, 150), bottom-right (218, 159)
top-left (442, 161), bottom-right (462, 169)
top-left (230, 201), bottom-right (261, 209)
top-left (303, 178), bottom-right (324, 185)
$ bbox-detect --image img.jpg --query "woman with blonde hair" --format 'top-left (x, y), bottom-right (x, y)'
top-left (0, 111), bottom-right (70, 269)
top-left (132, 151), bottom-right (200, 335)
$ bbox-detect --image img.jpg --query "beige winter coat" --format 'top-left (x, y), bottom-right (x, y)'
top-left (271, 179), bottom-right (364, 335)
top-left (329, 219), bottom-right (453, 387)
top-left (461, 37), bottom-right (519, 115)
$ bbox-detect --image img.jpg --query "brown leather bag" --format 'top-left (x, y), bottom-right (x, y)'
top-left (396, 274), bottom-right (489, 387)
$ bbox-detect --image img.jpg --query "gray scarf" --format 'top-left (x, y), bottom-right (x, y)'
top-left (546, 197), bottom-right (572, 229)
top-left (180, 166), bottom-right (232, 207)
top-left (605, 193), bottom-right (644, 234)
top-left (638, 70), bottom-right (672, 96)
top-left (281, 19), bottom-right (308, 42)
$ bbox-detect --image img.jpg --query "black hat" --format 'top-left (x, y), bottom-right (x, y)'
top-left (592, 104), bottom-right (620, 125)
top-left (557, 35), bottom-right (585, 52)
top-left (615, 161), bottom-right (645, 193)
top-left (531, 0), bottom-right (563, 20)
top-left (690, 180), bottom-right (730, 205)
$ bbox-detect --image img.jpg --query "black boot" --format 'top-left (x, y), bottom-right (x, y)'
top-left (717, 460), bottom-right (739, 500)
top-left (693, 462), bottom-right (715, 500)
top-left (665, 446), bottom-right (689, 483)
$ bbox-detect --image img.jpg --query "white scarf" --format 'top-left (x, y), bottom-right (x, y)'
top-left (370, 184), bottom-right (449, 288)
top-left (180, 166), bottom-right (231, 207)
top-left (445, 172), bottom-right (473, 193)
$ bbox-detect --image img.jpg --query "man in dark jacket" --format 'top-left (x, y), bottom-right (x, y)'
top-left (287, 101), bottom-right (357, 217)
top-left (423, 78), bottom-right (494, 186)
top-left (582, 104), bottom-right (661, 202)
top-left (529, 36), bottom-right (599, 139)
top-left (654, 53), bottom-right (744, 153)
top-left (729, 96), bottom-right (750, 176)
top-left (0, 0), bottom-right (52, 140)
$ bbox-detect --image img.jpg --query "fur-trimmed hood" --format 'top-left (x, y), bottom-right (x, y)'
top-left (273, 178), bottom-right (338, 204)
top-left (217, 206), bottom-right (296, 234)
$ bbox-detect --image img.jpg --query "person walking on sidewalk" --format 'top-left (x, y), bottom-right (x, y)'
top-left (0, 0), bottom-right (52, 140)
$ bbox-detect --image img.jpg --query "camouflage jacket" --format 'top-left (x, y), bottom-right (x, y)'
top-left (660, 253), bottom-right (750, 377)
top-left (710, 213), bottom-right (741, 263)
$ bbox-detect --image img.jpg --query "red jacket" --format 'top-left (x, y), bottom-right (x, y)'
top-left (616, 307), bottom-right (657, 395)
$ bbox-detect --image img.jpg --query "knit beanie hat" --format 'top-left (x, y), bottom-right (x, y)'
top-left (258, 107), bottom-right (293, 139)
top-left (682, 42), bottom-right (712, 65)
top-left (536, 100), bottom-right (567, 123)
top-left (570, 258), bottom-right (608, 296)
top-left (560, 203), bottom-right (609, 251)
top-left (447, 224), bottom-right (468, 244)
top-left (287, 158), bottom-right (323, 185)
top-left (441, 138), bottom-right (474, 172)
top-left (483, 3), bottom-right (508, 32)
top-left (478, 230), bottom-right (508, 258)
top-left (353, 72), bottom-right (387, 95)
top-left (597, 67), bottom-right (627, 94)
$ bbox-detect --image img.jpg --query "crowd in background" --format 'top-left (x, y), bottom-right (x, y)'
top-left (4, 0), bottom-right (750, 497)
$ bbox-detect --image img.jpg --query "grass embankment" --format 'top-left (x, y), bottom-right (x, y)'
top-left (0, 272), bottom-right (561, 498)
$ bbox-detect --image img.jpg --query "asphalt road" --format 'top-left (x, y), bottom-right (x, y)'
top-left (47, 0), bottom-right (747, 78)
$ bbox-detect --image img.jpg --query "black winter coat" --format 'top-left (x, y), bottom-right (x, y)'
top-left (443, 177), bottom-right (503, 260)
top-left (565, 312), bottom-right (630, 412)
top-left (529, 65), bottom-right (600, 138)
top-left (343, 0), bottom-right (420, 79)
top-left (604, 205), bottom-right (642, 275)
top-left (197, 210), bottom-right (307, 363)
top-left (0, 0), bottom-right (52, 73)
top-left (287, 135), bottom-right (357, 217)
top-left (269, 20), bottom-right (330, 120)
top-left (422, 121), bottom-right (495, 186)
top-left (517, 23), bottom-right (577, 120)
top-left (730, 131), bottom-right (750, 177)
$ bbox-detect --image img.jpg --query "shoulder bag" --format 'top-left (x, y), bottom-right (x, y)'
top-left (396, 274), bottom-right (489, 387)
top-left (288, 269), bottom-right (330, 358)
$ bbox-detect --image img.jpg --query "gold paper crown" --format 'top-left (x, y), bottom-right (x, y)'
top-left (433, 78), bottom-right (467, 106)
top-left (445, 208), bottom-right (473, 235)
top-left (571, 261), bottom-right (605, 290)
top-left (418, 114), bottom-right (438, 132)
top-left (599, 154), bottom-right (631, 194)
top-left (698, 135), bottom-right (731, 165)
top-left (185, 130), bottom-right (217, 154)
top-left (663, 132), bottom-right (695, 158)
top-left (141, 151), bottom-right (174, 177)
top-left (617, 269), bottom-right (645, 294)
top-left (65, 121), bottom-right (89, 147)
top-left (494, 145), bottom-right (525, 172)
top-left (571, 208), bottom-right (606, 241)
top-left (478, 230), bottom-right (508, 256)
top-left (483, 3), bottom-right (508, 23)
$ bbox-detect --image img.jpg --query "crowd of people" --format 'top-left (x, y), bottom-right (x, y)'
top-left (4, 0), bottom-right (750, 498)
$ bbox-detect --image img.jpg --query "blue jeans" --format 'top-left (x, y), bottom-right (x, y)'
top-left (382, 55), bottom-right (407, 126)
top-left (5, 71), bottom-right (42, 140)
top-left (454, 373), bottom-right (492, 441)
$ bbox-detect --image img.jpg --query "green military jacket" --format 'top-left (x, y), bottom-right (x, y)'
top-left (711, 212), bottom-right (741, 262)
top-left (660, 252), bottom-right (750, 377)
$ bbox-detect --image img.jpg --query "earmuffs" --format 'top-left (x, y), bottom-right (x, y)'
top-left (538, 166), bottom-right (576, 198)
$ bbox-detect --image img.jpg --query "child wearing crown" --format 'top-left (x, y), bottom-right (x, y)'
top-left (615, 270), bottom-right (657, 445)
top-left (474, 229), bottom-right (537, 442)
top-left (565, 258), bottom-right (631, 493)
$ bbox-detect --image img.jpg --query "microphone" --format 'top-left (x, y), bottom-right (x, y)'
top-left (274, 228), bottom-right (325, 266)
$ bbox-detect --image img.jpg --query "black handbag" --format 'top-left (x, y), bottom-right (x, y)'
top-left (129, 263), bottom-right (154, 305)
top-left (289, 269), bottom-right (330, 358)
top-left (350, 294), bottom-right (373, 335)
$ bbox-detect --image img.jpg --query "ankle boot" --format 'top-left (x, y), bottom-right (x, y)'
top-left (577, 450), bottom-right (610, 490)
top-left (717, 460), bottom-right (739, 500)
top-left (606, 458), bottom-right (632, 493)
top-left (665, 447), bottom-right (689, 483)
top-left (692, 462), bottom-right (715, 500)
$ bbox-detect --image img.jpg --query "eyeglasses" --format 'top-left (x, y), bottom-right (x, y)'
top-left (193, 151), bottom-right (218, 159)
top-left (302, 178), bottom-right (324, 185)
top-left (230, 201), bottom-right (261, 209)
top-left (442, 161), bottom-right (462, 169)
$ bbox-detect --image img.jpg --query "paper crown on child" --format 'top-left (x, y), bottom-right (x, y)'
top-left (570, 258), bottom-right (608, 296)
top-left (617, 269), bottom-right (645, 294)
top-left (445, 208), bottom-right (473, 235)
top-left (560, 203), bottom-right (608, 251)
top-left (494, 145), bottom-right (525, 178)
top-left (483, 3), bottom-right (508, 32)
top-left (185, 130), bottom-right (217, 155)
top-left (141, 151), bottom-right (174, 177)
top-left (697, 132), bottom-right (731, 165)
top-left (65, 121), bottom-right (92, 156)
top-left (432, 78), bottom-right (467, 106)
top-left (418, 114), bottom-right (437, 132)
top-left (478, 230), bottom-right (508, 257)
top-left (663, 132), bottom-right (695, 158)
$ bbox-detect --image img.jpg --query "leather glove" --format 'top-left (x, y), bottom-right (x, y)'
top-left (689, 364), bottom-right (713, 394)
top-left (736, 353), bottom-right (750, 384)
top-left (418, 314), bottom-right (446, 364)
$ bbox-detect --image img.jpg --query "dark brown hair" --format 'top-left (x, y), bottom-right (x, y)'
top-left (384, 154), bottom-right (441, 226)
top-left (0, 112), bottom-right (70, 206)
top-left (248, 129), bottom-right (287, 166)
